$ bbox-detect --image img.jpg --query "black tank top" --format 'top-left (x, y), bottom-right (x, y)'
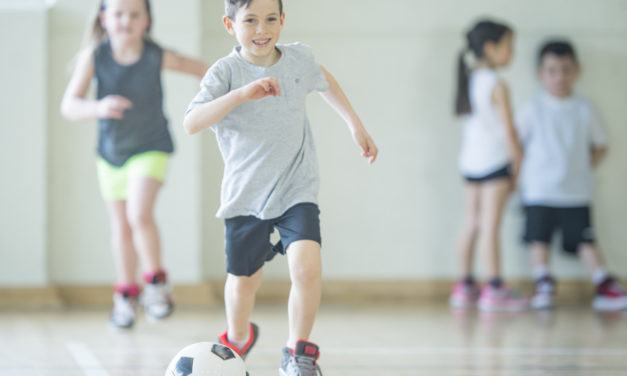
top-left (94, 39), bottom-right (173, 167)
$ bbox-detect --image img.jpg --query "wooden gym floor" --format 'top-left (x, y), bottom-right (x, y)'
top-left (1, 302), bottom-right (627, 376)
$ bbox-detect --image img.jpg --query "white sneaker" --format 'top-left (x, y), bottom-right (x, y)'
top-left (531, 276), bottom-right (556, 310)
top-left (142, 283), bottom-right (174, 321)
top-left (110, 293), bottom-right (136, 329)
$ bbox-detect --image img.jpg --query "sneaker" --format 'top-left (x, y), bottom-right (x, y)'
top-left (218, 322), bottom-right (259, 360)
top-left (280, 340), bottom-right (323, 376)
top-left (592, 277), bottom-right (627, 311)
top-left (110, 293), bottom-right (137, 329)
top-left (449, 280), bottom-right (481, 308)
top-left (531, 276), bottom-right (556, 310)
top-left (478, 284), bottom-right (528, 312)
top-left (142, 282), bottom-right (174, 321)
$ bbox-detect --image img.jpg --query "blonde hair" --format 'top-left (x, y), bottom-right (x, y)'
top-left (81, 0), bottom-right (153, 50)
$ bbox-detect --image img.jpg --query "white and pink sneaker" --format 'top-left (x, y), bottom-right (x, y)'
top-left (449, 281), bottom-right (481, 308)
top-left (592, 277), bottom-right (627, 312)
top-left (478, 284), bottom-right (528, 312)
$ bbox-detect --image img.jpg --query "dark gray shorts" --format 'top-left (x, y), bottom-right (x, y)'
top-left (224, 203), bottom-right (321, 277)
top-left (523, 205), bottom-right (595, 255)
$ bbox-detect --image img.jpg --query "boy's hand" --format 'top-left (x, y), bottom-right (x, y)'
top-left (239, 77), bottom-right (281, 101)
top-left (97, 95), bottom-right (133, 120)
top-left (352, 126), bottom-right (378, 164)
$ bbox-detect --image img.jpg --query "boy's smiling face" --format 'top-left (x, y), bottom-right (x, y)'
top-left (538, 54), bottom-right (580, 98)
top-left (224, 0), bottom-right (285, 67)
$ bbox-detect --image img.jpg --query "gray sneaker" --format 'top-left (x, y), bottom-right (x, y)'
top-left (279, 340), bottom-right (323, 376)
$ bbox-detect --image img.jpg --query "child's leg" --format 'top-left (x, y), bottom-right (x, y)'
top-left (106, 201), bottom-right (138, 285)
top-left (286, 239), bottom-right (322, 348)
top-left (457, 183), bottom-right (481, 279)
top-left (479, 179), bottom-right (510, 280)
top-left (125, 176), bottom-right (163, 273)
top-left (224, 269), bottom-right (264, 341)
top-left (578, 243), bottom-right (608, 279)
top-left (531, 242), bottom-right (551, 278)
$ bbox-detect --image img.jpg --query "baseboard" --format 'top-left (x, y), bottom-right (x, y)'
top-left (0, 279), bottom-right (600, 309)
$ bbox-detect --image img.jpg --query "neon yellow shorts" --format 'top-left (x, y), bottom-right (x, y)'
top-left (97, 151), bottom-right (169, 201)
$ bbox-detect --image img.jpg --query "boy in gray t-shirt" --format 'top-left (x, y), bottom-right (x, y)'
top-left (184, 0), bottom-right (378, 374)
top-left (516, 40), bottom-right (627, 312)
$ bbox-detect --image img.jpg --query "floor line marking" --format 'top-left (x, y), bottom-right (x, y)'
top-left (66, 341), bottom-right (111, 376)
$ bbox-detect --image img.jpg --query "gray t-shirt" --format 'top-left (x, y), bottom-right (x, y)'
top-left (187, 43), bottom-right (329, 219)
top-left (516, 91), bottom-right (608, 206)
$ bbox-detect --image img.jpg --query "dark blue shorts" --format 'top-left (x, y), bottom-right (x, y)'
top-left (224, 203), bottom-right (321, 277)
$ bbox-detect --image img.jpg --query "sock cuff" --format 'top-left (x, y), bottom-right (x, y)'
top-left (114, 283), bottom-right (141, 297)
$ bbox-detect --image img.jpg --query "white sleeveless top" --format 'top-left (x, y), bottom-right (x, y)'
top-left (458, 68), bottom-right (510, 177)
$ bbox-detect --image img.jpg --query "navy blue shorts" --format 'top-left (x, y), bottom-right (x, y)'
top-left (224, 203), bottom-right (321, 277)
top-left (523, 205), bottom-right (595, 255)
top-left (464, 164), bottom-right (512, 183)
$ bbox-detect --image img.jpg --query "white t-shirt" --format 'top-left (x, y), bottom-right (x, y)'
top-left (186, 43), bottom-right (329, 219)
top-left (515, 91), bottom-right (608, 207)
top-left (459, 68), bottom-right (510, 177)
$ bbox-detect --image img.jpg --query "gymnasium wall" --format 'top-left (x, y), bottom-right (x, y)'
top-left (1, 0), bottom-right (626, 288)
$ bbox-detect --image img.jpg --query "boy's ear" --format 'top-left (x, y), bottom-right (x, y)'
top-left (280, 12), bottom-right (285, 28)
top-left (223, 15), bottom-right (235, 36)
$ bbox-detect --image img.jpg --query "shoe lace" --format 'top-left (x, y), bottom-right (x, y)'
top-left (142, 283), bottom-right (170, 306)
top-left (290, 354), bottom-right (322, 376)
top-left (112, 295), bottom-right (134, 319)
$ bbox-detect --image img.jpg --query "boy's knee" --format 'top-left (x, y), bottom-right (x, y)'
top-left (228, 274), bottom-right (262, 296)
top-left (290, 264), bottom-right (321, 285)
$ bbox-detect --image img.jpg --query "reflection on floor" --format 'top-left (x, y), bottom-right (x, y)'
top-left (1, 303), bottom-right (626, 375)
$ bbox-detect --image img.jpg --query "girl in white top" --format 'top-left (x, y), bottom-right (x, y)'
top-left (450, 19), bottom-right (527, 312)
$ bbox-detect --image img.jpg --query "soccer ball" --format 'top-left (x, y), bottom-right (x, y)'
top-left (165, 342), bottom-right (249, 376)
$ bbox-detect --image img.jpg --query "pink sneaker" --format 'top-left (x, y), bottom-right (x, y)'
top-left (478, 284), bottom-right (528, 312)
top-left (449, 281), bottom-right (480, 308)
top-left (592, 277), bottom-right (627, 312)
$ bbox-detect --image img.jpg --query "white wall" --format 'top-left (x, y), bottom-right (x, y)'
top-left (1, 0), bottom-right (626, 287)
top-left (0, 2), bottom-right (48, 286)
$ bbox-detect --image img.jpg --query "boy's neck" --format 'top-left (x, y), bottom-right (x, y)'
top-left (238, 46), bottom-right (282, 67)
top-left (545, 88), bottom-right (574, 99)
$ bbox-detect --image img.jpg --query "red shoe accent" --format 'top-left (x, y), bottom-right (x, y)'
top-left (218, 322), bottom-right (259, 359)
top-left (294, 340), bottom-right (320, 361)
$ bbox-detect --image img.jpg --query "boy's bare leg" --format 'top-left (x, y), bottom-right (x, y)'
top-left (578, 243), bottom-right (607, 275)
top-left (286, 240), bottom-right (322, 347)
top-left (224, 269), bottom-right (263, 341)
top-left (531, 242), bottom-right (551, 272)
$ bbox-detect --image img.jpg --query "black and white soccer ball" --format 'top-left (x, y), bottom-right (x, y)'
top-left (165, 342), bottom-right (249, 376)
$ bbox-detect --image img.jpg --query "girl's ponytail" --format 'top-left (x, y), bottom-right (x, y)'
top-left (455, 49), bottom-right (471, 116)
top-left (81, 1), bottom-right (107, 50)
top-left (454, 19), bottom-right (512, 117)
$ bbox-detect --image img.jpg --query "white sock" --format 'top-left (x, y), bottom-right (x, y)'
top-left (227, 329), bottom-right (249, 350)
top-left (592, 268), bottom-right (609, 286)
top-left (533, 265), bottom-right (550, 281)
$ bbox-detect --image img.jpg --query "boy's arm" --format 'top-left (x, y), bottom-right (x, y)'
top-left (318, 66), bottom-right (378, 164)
top-left (163, 49), bottom-right (210, 78)
top-left (184, 77), bottom-right (281, 135)
top-left (60, 49), bottom-right (132, 122)
top-left (591, 146), bottom-right (608, 168)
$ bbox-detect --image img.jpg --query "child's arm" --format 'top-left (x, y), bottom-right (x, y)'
top-left (163, 50), bottom-right (209, 78)
top-left (184, 77), bottom-right (281, 135)
top-left (492, 81), bottom-right (523, 182)
top-left (318, 66), bottom-right (378, 164)
top-left (60, 49), bottom-right (132, 122)
top-left (591, 146), bottom-right (608, 167)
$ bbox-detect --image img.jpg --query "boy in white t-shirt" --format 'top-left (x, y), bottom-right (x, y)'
top-left (516, 40), bottom-right (627, 311)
